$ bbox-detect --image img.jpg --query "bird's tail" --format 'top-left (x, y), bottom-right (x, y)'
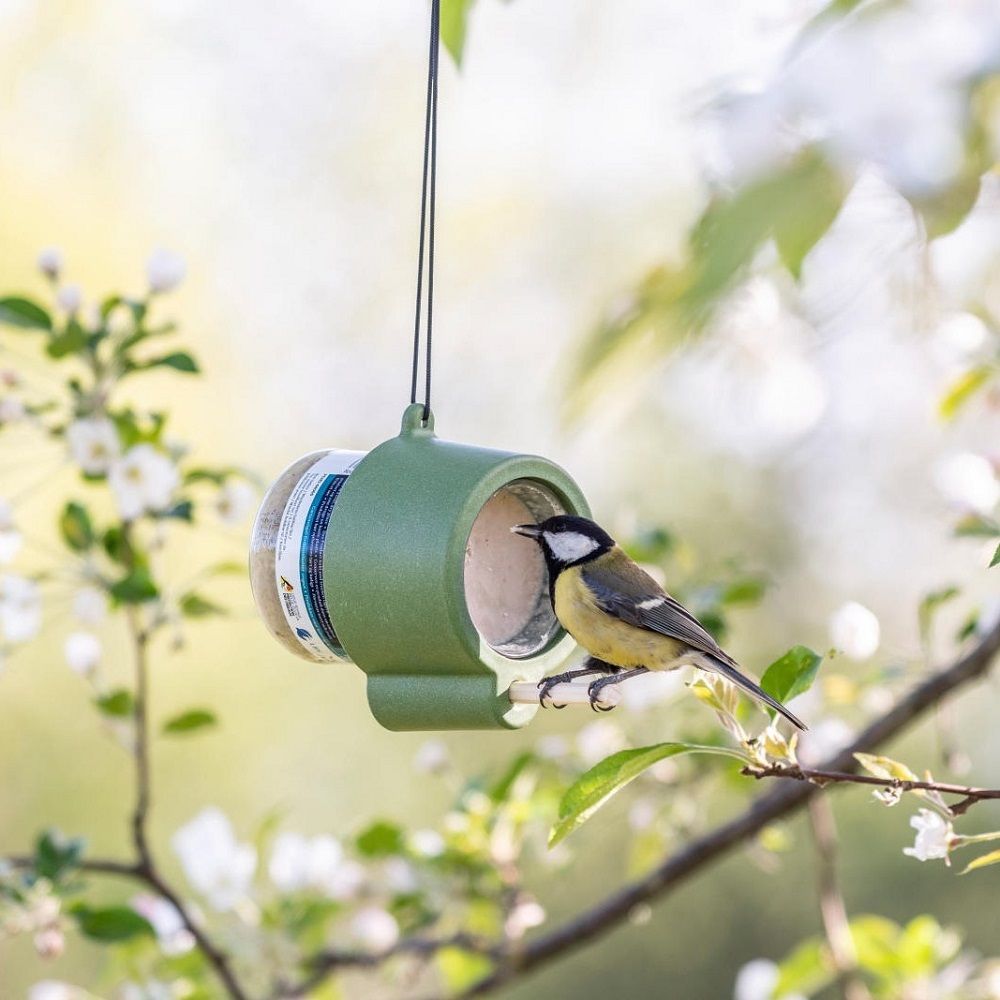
top-left (703, 655), bottom-right (808, 732)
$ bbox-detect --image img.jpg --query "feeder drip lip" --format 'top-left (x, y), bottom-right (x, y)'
top-left (409, 0), bottom-right (440, 426)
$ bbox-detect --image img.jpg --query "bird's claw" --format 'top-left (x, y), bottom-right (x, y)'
top-left (537, 676), bottom-right (568, 709)
top-left (587, 678), bottom-right (617, 712)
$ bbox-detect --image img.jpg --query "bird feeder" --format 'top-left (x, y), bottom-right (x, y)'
top-left (250, 404), bottom-right (590, 731)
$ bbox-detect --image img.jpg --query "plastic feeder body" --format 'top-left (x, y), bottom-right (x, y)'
top-left (251, 404), bottom-right (589, 731)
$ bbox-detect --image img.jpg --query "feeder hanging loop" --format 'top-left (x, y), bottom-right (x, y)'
top-left (410, 0), bottom-right (441, 426)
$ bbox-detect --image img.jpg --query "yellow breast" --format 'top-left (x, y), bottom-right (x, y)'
top-left (553, 568), bottom-right (684, 670)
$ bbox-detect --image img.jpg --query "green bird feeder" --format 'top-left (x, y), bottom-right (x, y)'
top-left (250, 404), bottom-right (590, 731)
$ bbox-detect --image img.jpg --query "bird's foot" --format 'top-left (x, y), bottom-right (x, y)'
top-left (587, 667), bottom-right (650, 712)
top-left (537, 663), bottom-right (616, 708)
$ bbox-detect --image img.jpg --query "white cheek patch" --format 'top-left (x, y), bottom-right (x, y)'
top-left (544, 530), bottom-right (600, 563)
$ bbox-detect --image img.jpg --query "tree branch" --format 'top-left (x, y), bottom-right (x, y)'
top-left (742, 764), bottom-right (1000, 815)
top-left (273, 934), bottom-right (501, 999)
top-left (457, 619), bottom-right (1000, 998)
top-left (807, 797), bottom-right (870, 1000)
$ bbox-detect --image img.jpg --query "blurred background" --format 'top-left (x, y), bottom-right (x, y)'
top-left (1, 0), bottom-right (999, 996)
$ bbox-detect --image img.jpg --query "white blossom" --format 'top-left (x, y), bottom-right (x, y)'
top-left (575, 720), bottom-right (626, 767)
top-left (63, 632), bottom-right (101, 676)
top-left (67, 417), bottom-right (121, 476)
top-left (797, 718), bottom-right (853, 767)
top-left (28, 984), bottom-right (83, 1000)
top-left (0, 395), bottom-right (25, 423)
top-left (171, 808), bottom-right (256, 911)
top-left (504, 897), bottom-right (546, 939)
top-left (933, 312), bottom-right (990, 367)
top-left (131, 894), bottom-right (194, 955)
top-left (934, 453), bottom-right (1000, 515)
top-left (382, 857), bottom-right (418, 894)
top-left (0, 508), bottom-right (22, 564)
top-left (903, 809), bottom-right (954, 862)
top-left (118, 982), bottom-right (173, 1000)
top-left (829, 601), bottom-right (880, 660)
top-left (413, 739), bottom-right (450, 774)
top-left (146, 248), bottom-right (186, 293)
top-left (109, 445), bottom-right (179, 520)
top-left (72, 586), bottom-right (107, 625)
top-left (350, 906), bottom-right (399, 952)
top-left (0, 574), bottom-right (41, 643)
top-left (734, 960), bottom-right (781, 1000)
top-left (216, 480), bottom-right (256, 525)
top-left (409, 828), bottom-right (445, 858)
top-left (268, 832), bottom-right (363, 899)
top-left (734, 959), bottom-right (806, 1000)
top-left (55, 284), bottom-right (82, 314)
top-left (36, 247), bottom-right (63, 280)
top-left (535, 735), bottom-right (568, 761)
top-left (33, 926), bottom-right (65, 959)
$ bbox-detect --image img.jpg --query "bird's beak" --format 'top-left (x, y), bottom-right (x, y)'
top-left (511, 523), bottom-right (542, 539)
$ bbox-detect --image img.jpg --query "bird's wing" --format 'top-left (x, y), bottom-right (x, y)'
top-left (581, 548), bottom-right (731, 662)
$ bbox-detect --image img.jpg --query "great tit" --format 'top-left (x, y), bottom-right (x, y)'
top-left (512, 515), bottom-right (806, 729)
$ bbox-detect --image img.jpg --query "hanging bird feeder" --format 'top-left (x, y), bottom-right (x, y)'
top-left (250, 405), bottom-right (589, 730)
top-left (250, 0), bottom-right (593, 729)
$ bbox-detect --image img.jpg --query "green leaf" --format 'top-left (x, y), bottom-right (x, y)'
top-left (437, 946), bottom-right (494, 992)
top-left (549, 742), bottom-right (747, 847)
top-left (918, 586), bottom-right (960, 643)
top-left (773, 155), bottom-right (847, 278)
top-left (34, 829), bottom-right (85, 880)
top-left (991, 543), bottom-right (1000, 569)
top-left (356, 820), bottom-right (405, 857)
top-left (0, 296), bottom-right (52, 331)
top-left (46, 319), bottom-right (89, 358)
top-left (102, 526), bottom-right (132, 565)
top-left (939, 365), bottom-right (993, 421)
top-left (721, 577), bottom-right (767, 606)
top-left (72, 904), bottom-right (154, 942)
top-left (179, 592), bottom-right (227, 618)
top-left (141, 351), bottom-right (199, 373)
top-left (954, 513), bottom-right (1000, 538)
top-left (621, 526), bottom-right (675, 564)
top-left (183, 466), bottom-right (242, 486)
top-left (774, 935), bottom-right (833, 997)
top-left (760, 646), bottom-right (822, 708)
top-left (961, 848), bottom-right (1000, 874)
top-left (163, 709), bottom-right (217, 735)
top-left (441, 0), bottom-right (476, 65)
top-left (853, 753), bottom-right (918, 783)
top-left (59, 502), bottom-right (94, 552)
top-left (109, 566), bottom-right (159, 604)
top-left (159, 499), bottom-right (194, 522)
top-left (95, 688), bottom-right (135, 718)
top-left (488, 752), bottom-right (534, 803)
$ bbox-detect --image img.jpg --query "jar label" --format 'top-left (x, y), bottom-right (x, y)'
top-left (274, 450), bottom-right (364, 662)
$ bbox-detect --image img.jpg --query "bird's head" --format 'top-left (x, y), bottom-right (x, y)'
top-left (511, 514), bottom-right (615, 569)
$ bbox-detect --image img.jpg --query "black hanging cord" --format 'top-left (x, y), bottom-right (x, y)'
top-left (410, 0), bottom-right (440, 424)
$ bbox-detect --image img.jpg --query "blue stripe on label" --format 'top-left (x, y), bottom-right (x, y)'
top-left (299, 473), bottom-right (349, 655)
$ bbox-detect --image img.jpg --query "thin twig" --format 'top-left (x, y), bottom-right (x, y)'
top-left (743, 764), bottom-right (1000, 816)
top-left (119, 543), bottom-right (250, 1000)
top-left (272, 933), bottom-right (501, 999)
top-left (6, 856), bottom-right (141, 878)
top-left (126, 605), bottom-right (152, 869)
top-left (454, 619), bottom-right (1000, 998)
top-left (807, 797), bottom-right (871, 1000)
